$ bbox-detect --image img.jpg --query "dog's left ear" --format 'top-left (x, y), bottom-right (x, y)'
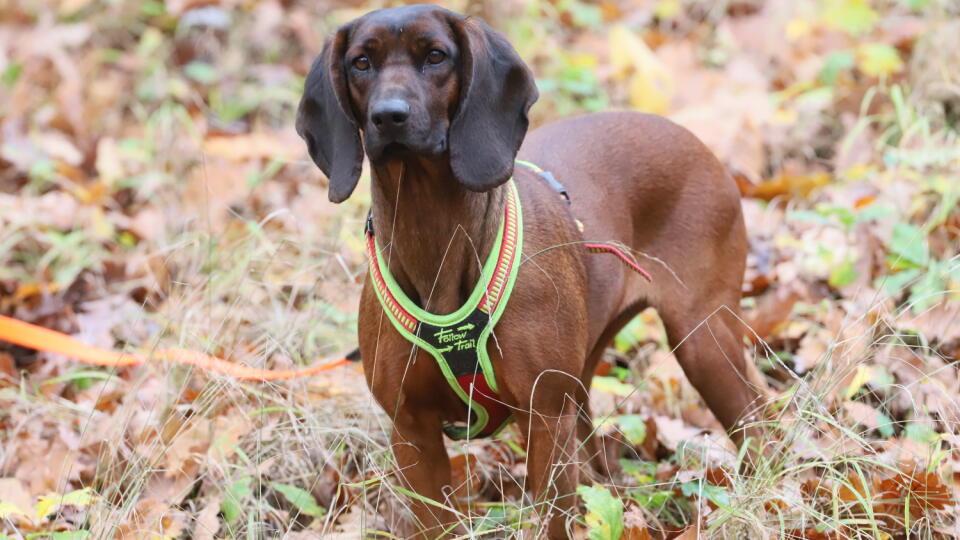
top-left (296, 24), bottom-right (364, 203)
top-left (447, 16), bottom-right (539, 192)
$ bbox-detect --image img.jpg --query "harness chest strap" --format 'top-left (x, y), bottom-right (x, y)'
top-left (366, 179), bottom-right (522, 440)
top-left (364, 162), bottom-right (652, 440)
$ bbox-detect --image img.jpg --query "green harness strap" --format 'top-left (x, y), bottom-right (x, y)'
top-left (365, 179), bottom-right (523, 439)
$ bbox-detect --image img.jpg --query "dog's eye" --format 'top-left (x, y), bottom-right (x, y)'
top-left (426, 49), bottom-right (446, 65)
top-left (352, 56), bottom-right (370, 71)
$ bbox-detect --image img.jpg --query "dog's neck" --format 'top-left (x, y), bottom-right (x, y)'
top-left (370, 157), bottom-right (506, 316)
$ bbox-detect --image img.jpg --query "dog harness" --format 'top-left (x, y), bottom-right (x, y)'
top-left (365, 179), bottom-right (522, 440)
top-left (365, 162), bottom-right (653, 440)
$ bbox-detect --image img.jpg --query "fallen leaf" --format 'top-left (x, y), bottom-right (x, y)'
top-left (202, 131), bottom-right (303, 162)
top-left (608, 25), bottom-right (673, 114)
top-left (0, 353), bottom-right (15, 380)
top-left (751, 170), bottom-right (831, 201)
top-left (842, 401), bottom-right (888, 433)
top-left (36, 487), bottom-right (94, 520)
top-left (449, 453), bottom-right (482, 501)
top-left (191, 496), bottom-right (221, 540)
top-left (673, 525), bottom-right (701, 539)
top-left (858, 43), bottom-right (903, 78)
top-left (653, 416), bottom-right (703, 452)
top-left (578, 484), bottom-right (624, 540)
top-left (622, 504), bottom-right (653, 540)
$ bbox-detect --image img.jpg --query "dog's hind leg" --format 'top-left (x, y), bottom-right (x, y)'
top-left (575, 384), bottom-right (621, 481)
top-left (575, 305), bottom-right (647, 480)
top-left (658, 295), bottom-right (767, 449)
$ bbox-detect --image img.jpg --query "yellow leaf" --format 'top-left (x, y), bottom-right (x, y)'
top-left (593, 376), bottom-right (635, 397)
top-left (95, 137), bottom-right (124, 187)
top-left (822, 0), bottom-right (878, 36)
top-left (842, 163), bottom-right (873, 180)
top-left (857, 43), bottom-right (903, 78)
top-left (628, 73), bottom-right (671, 115)
top-left (844, 365), bottom-right (872, 399)
top-left (608, 25), bottom-right (673, 113)
top-left (772, 107), bottom-right (799, 125)
top-left (609, 25), bottom-right (640, 79)
top-left (653, 0), bottom-right (682, 20)
top-left (36, 488), bottom-right (95, 520)
top-left (568, 53), bottom-right (599, 69)
top-left (0, 501), bottom-right (26, 519)
top-left (90, 206), bottom-right (114, 239)
top-left (785, 18), bottom-right (812, 40)
top-left (13, 281), bottom-right (60, 301)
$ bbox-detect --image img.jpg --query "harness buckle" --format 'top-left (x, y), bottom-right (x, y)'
top-left (364, 211), bottom-right (374, 236)
top-left (538, 170), bottom-right (571, 205)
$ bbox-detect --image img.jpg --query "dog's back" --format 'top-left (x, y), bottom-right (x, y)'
top-left (519, 111), bottom-right (746, 342)
top-left (518, 111), bottom-right (765, 438)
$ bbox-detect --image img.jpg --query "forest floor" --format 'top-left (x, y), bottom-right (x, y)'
top-left (1, 0), bottom-right (959, 538)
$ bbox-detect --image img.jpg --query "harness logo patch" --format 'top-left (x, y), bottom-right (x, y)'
top-left (433, 325), bottom-right (477, 353)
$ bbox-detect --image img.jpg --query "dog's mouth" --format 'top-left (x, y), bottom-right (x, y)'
top-left (382, 142), bottom-right (410, 156)
top-left (370, 139), bottom-right (447, 164)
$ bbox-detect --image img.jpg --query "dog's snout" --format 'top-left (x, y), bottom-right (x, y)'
top-left (370, 99), bottom-right (411, 132)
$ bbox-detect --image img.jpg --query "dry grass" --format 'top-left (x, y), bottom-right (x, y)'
top-left (1, 0), bottom-right (959, 538)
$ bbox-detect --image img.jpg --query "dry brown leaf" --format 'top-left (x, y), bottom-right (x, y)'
top-left (653, 415), bottom-right (702, 452)
top-left (794, 329), bottom-right (829, 373)
top-left (191, 496), bottom-right (222, 540)
top-left (13, 436), bottom-right (86, 495)
top-left (892, 468), bottom-right (954, 514)
top-left (838, 472), bottom-right (871, 506)
top-left (202, 131), bottom-right (303, 162)
top-left (0, 352), bottom-right (15, 380)
top-left (0, 478), bottom-right (33, 526)
top-left (704, 467), bottom-right (731, 488)
top-left (449, 452), bottom-right (482, 501)
top-left (899, 302), bottom-right (960, 352)
top-left (842, 401), bottom-right (885, 432)
top-left (622, 504), bottom-right (653, 540)
top-left (672, 525), bottom-right (702, 539)
top-left (743, 284), bottom-right (806, 343)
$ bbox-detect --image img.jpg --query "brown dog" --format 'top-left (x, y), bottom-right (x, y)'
top-left (297, 5), bottom-right (765, 538)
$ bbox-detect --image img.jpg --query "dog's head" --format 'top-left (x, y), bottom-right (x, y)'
top-left (296, 5), bottom-right (538, 202)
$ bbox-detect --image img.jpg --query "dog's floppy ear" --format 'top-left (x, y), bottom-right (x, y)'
top-left (296, 24), bottom-right (363, 203)
top-left (447, 16), bottom-right (538, 192)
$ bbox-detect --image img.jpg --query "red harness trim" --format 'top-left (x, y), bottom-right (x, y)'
top-left (366, 234), bottom-right (419, 333)
top-left (584, 242), bottom-right (653, 282)
top-left (478, 187), bottom-right (520, 314)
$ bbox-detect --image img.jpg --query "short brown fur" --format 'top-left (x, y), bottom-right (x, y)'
top-left (297, 5), bottom-right (767, 538)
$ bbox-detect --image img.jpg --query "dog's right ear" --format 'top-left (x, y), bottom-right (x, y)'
top-left (296, 24), bottom-right (363, 203)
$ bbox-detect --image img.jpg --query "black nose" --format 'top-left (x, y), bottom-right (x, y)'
top-left (370, 99), bottom-right (410, 132)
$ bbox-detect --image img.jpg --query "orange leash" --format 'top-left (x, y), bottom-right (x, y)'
top-left (0, 314), bottom-right (349, 381)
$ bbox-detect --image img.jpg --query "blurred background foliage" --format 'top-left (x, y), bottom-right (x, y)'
top-left (1, 0), bottom-right (960, 538)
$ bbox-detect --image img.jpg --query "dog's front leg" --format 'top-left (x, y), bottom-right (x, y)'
top-left (516, 377), bottom-right (581, 540)
top-left (391, 409), bottom-right (460, 538)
